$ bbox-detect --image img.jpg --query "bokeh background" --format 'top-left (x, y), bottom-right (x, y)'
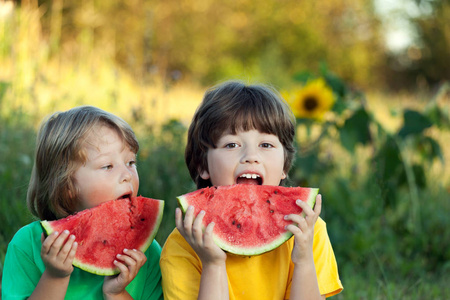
top-left (1, 0), bottom-right (449, 298)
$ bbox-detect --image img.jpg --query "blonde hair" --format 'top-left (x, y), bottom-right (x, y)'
top-left (185, 80), bottom-right (296, 188)
top-left (27, 106), bottom-right (139, 220)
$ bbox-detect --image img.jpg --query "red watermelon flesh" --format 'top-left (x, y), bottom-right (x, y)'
top-left (40, 196), bottom-right (164, 276)
top-left (177, 184), bottom-right (318, 256)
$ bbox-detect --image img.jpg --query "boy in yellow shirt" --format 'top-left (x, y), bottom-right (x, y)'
top-left (160, 80), bottom-right (343, 299)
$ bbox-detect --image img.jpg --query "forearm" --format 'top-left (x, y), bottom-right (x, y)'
top-left (198, 262), bottom-right (229, 300)
top-left (103, 291), bottom-right (133, 300)
top-left (28, 270), bottom-right (70, 300)
top-left (289, 261), bottom-right (324, 300)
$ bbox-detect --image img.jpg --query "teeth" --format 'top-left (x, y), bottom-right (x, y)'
top-left (240, 174), bottom-right (260, 179)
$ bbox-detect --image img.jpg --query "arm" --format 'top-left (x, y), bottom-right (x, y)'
top-left (29, 230), bottom-right (78, 300)
top-left (175, 206), bottom-right (229, 300)
top-left (285, 195), bottom-right (325, 300)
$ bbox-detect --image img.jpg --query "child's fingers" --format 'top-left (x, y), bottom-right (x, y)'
top-left (203, 222), bottom-right (215, 245)
top-left (113, 259), bottom-right (129, 276)
top-left (285, 223), bottom-right (303, 235)
top-left (175, 207), bottom-right (191, 238)
top-left (59, 234), bottom-right (76, 261)
top-left (65, 240), bottom-right (78, 264)
top-left (192, 210), bottom-right (206, 244)
top-left (314, 194), bottom-right (322, 215)
top-left (122, 249), bottom-right (147, 267)
top-left (116, 252), bottom-right (137, 269)
top-left (42, 230), bottom-right (69, 256)
top-left (41, 231), bottom-right (59, 253)
top-left (175, 207), bottom-right (183, 229)
top-left (295, 199), bottom-right (314, 216)
top-left (182, 206), bottom-right (195, 236)
top-left (115, 249), bottom-right (147, 278)
top-left (48, 230), bottom-right (71, 256)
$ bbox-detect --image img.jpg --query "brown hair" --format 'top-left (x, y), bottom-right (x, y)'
top-left (27, 106), bottom-right (139, 220)
top-left (185, 80), bottom-right (296, 188)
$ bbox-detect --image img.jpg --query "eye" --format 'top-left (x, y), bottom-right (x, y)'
top-left (224, 142), bottom-right (239, 149)
top-left (260, 142), bottom-right (274, 148)
top-left (127, 160), bottom-right (137, 167)
top-left (102, 164), bottom-right (113, 170)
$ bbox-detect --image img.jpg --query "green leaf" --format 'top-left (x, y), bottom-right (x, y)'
top-left (332, 95), bottom-right (347, 115)
top-left (397, 164), bottom-right (427, 189)
top-left (398, 110), bottom-right (433, 138)
top-left (318, 62), bottom-right (347, 98)
top-left (374, 136), bottom-right (403, 183)
top-left (292, 71), bottom-right (314, 84)
top-left (324, 72), bottom-right (347, 98)
top-left (339, 108), bottom-right (371, 152)
top-left (419, 136), bottom-right (444, 164)
top-left (425, 103), bottom-right (450, 129)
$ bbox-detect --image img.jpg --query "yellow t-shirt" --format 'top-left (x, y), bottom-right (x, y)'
top-left (160, 217), bottom-right (343, 299)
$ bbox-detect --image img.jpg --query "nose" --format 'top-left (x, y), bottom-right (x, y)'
top-left (240, 145), bottom-right (260, 164)
top-left (120, 166), bottom-right (133, 183)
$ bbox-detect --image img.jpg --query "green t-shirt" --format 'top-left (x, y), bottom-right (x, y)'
top-left (2, 221), bottom-right (163, 299)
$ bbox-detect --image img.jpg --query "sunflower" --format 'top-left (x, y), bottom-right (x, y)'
top-left (287, 78), bottom-right (335, 120)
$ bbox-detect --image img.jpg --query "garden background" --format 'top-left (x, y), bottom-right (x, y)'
top-left (1, 0), bottom-right (449, 298)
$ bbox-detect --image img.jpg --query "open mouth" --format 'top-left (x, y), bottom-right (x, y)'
top-left (116, 193), bottom-right (132, 200)
top-left (236, 173), bottom-right (263, 185)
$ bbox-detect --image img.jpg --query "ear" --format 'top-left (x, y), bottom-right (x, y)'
top-left (199, 169), bottom-right (210, 180)
top-left (281, 171), bottom-right (286, 180)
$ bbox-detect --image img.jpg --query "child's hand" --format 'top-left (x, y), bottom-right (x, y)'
top-left (103, 248), bottom-right (147, 297)
top-left (284, 194), bottom-right (322, 265)
top-left (40, 230), bottom-right (78, 278)
top-left (176, 206), bottom-right (227, 266)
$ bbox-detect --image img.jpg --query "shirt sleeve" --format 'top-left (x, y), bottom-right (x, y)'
top-left (313, 218), bottom-right (343, 297)
top-left (159, 229), bottom-right (203, 300)
top-left (2, 222), bottom-right (45, 300)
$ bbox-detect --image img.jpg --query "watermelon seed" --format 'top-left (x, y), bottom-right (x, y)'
top-left (232, 220), bottom-right (236, 225)
top-left (140, 218), bottom-right (145, 221)
top-left (237, 224), bottom-right (241, 229)
top-left (270, 210), bottom-right (274, 213)
top-left (102, 240), bottom-right (107, 245)
top-left (200, 191), bottom-right (204, 194)
top-left (274, 190), bottom-right (278, 194)
top-left (266, 200), bottom-right (270, 203)
top-left (131, 226), bottom-right (135, 229)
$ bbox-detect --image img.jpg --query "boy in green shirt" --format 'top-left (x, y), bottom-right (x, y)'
top-left (3, 106), bottom-right (163, 300)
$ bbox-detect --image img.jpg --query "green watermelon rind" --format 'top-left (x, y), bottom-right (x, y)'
top-left (40, 199), bottom-right (165, 276)
top-left (177, 186), bottom-right (319, 256)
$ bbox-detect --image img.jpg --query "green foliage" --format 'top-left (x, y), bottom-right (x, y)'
top-left (286, 68), bottom-right (450, 282)
top-left (0, 106), bottom-right (36, 273)
top-left (136, 119), bottom-right (195, 243)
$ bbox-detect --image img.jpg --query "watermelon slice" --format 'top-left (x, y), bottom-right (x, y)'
top-left (41, 196), bottom-right (164, 276)
top-left (177, 184), bottom-right (318, 256)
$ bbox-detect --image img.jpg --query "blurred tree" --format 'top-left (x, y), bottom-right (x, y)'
top-left (412, 0), bottom-right (450, 84)
top-left (19, 0), bottom-right (385, 88)
top-left (379, 0), bottom-right (450, 89)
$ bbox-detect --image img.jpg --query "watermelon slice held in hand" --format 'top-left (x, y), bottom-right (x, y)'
top-left (177, 184), bottom-right (318, 256)
top-left (41, 196), bottom-right (164, 276)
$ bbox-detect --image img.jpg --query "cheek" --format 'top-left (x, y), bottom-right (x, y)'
top-left (133, 171), bottom-right (140, 192)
